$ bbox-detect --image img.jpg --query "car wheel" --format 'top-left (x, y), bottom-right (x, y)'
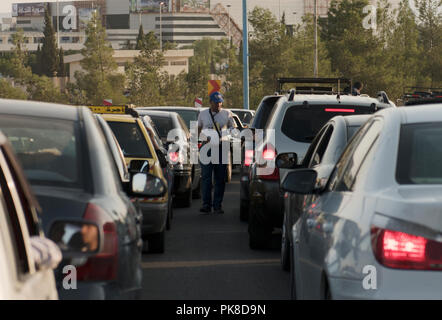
top-left (240, 199), bottom-right (249, 222)
top-left (248, 202), bottom-right (272, 249)
top-left (148, 231), bottom-right (165, 254)
top-left (281, 221), bottom-right (290, 271)
top-left (166, 201), bottom-right (172, 230)
top-left (178, 185), bottom-right (192, 208)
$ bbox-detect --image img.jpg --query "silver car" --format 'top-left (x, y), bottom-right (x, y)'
top-left (283, 104), bottom-right (442, 299)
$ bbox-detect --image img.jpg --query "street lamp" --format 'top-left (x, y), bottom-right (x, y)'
top-left (159, 2), bottom-right (164, 51)
top-left (314, 0), bottom-right (318, 78)
top-left (242, 0), bottom-right (249, 110)
top-left (56, 0), bottom-right (59, 47)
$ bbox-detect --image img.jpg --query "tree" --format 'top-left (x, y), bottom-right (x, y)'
top-left (127, 31), bottom-right (165, 106)
top-left (41, 9), bottom-right (59, 77)
top-left (58, 48), bottom-right (65, 77)
top-left (0, 79), bottom-right (27, 100)
top-left (136, 24), bottom-right (144, 50)
top-left (70, 12), bottom-right (126, 105)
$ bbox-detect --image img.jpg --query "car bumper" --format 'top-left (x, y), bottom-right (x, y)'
top-left (138, 201), bottom-right (168, 236)
top-left (328, 267), bottom-right (442, 300)
top-left (249, 178), bottom-right (284, 228)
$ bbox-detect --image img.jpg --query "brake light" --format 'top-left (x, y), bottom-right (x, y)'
top-left (198, 142), bottom-right (202, 149)
top-left (258, 144), bottom-right (279, 181)
top-left (76, 203), bottom-right (119, 281)
top-left (244, 150), bottom-right (254, 166)
top-left (371, 227), bottom-right (442, 270)
top-left (324, 108), bottom-right (355, 113)
top-left (168, 151), bottom-right (179, 164)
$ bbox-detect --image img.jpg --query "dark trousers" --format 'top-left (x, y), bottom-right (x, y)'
top-left (200, 146), bottom-right (227, 210)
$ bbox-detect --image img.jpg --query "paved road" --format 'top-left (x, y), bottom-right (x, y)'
top-left (141, 170), bottom-right (290, 300)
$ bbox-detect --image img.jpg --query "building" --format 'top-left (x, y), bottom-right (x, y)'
top-left (64, 49), bottom-right (194, 83)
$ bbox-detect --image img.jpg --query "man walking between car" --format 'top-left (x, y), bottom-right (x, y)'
top-left (198, 91), bottom-right (235, 214)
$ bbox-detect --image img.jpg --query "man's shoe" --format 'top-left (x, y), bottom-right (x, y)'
top-left (200, 206), bottom-right (211, 214)
top-left (213, 208), bottom-right (224, 214)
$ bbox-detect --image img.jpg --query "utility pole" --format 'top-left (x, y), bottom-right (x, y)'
top-left (242, 0), bottom-right (249, 110)
top-left (160, 2), bottom-right (164, 51)
top-left (56, 0), bottom-right (60, 48)
top-left (227, 4), bottom-right (231, 45)
top-left (314, 0), bottom-right (318, 78)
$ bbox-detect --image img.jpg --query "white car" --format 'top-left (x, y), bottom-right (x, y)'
top-left (0, 132), bottom-right (60, 300)
top-left (283, 104), bottom-right (442, 299)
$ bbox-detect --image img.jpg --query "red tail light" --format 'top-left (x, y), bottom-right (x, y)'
top-left (168, 151), bottom-right (179, 164)
top-left (76, 203), bottom-right (119, 281)
top-left (244, 149), bottom-right (254, 166)
top-left (198, 143), bottom-right (202, 149)
top-left (258, 144), bottom-right (280, 181)
top-left (371, 227), bottom-right (442, 270)
top-left (325, 108), bottom-right (355, 113)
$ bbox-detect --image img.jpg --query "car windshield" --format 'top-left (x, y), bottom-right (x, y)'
top-left (106, 121), bottom-right (152, 158)
top-left (281, 105), bottom-right (374, 143)
top-left (232, 110), bottom-right (253, 124)
top-left (396, 123), bottom-right (442, 184)
top-left (0, 116), bottom-right (85, 189)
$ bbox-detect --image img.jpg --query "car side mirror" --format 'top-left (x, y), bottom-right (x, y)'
top-left (131, 173), bottom-right (167, 197)
top-left (48, 220), bottom-right (101, 256)
top-left (129, 160), bottom-right (149, 173)
top-left (276, 152), bottom-right (298, 169)
top-left (281, 169), bottom-right (318, 194)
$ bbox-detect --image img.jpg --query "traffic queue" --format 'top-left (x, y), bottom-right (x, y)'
top-left (0, 78), bottom-right (442, 300)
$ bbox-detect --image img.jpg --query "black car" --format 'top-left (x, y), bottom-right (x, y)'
top-left (142, 106), bottom-right (201, 133)
top-left (0, 99), bottom-right (166, 299)
top-left (239, 95), bottom-right (283, 221)
top-left (135, 109), bottom-right (201, 207)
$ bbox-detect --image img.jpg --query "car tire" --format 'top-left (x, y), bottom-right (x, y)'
top-left (166, 201), bottom-right (172, 230)
top-left (240, 200), bottom-right (249, 222)
top-left (248, 203), bottom-right (272, 249)
top-left (178, 185), bottom-right (192, 208)
top-left (148, 231), bottom-right (165, 254)
top-left (281, 221), bottom-right (290, 271)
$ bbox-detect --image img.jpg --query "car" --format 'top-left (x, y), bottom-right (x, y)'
top-left (136, 109), bottom-right (202, 207)
top-left (0, 130), bottom-right (60, 300)
top-left (248, 80), bottom-right (395, 249)
top-left (230, 108), bottom-right (255, 126)
top-left (100, 113), bottom-right (170, 254)
top-left (276, 114), bottom-right (372, 271)
top-left (284, 104), bottom-right (442, 299)
top-left (139, 106), bottom-right (201, 133)
top-left (239, 94), bottom-right (284, 222)
top-left (0, 99), bottom-right (164, 299)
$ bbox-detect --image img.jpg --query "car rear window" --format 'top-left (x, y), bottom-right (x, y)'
top-left (0, 116), bottom-right (85, 189)
top-left (396, 123), bottom-right (442, 184)
top-left (148, 116), bottom-right (175, 139)
top-left (281, 105), bottom-right (374, 143)
top-left (107, 121), bottom-right (152, 158)
top-left (252, 97), bottom-right (280, 129)
top-left (163, 110), bottom-right (198, 130)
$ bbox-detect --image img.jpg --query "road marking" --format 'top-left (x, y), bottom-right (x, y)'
top-left (141, 258), bottom-right (279, 269)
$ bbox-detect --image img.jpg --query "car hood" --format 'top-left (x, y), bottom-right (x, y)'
top-left (32, 186), bottom-right (93, 234)
top-left (375, 185), bottom-right (442, 233)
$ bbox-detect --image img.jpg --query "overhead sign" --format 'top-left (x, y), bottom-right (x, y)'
top-left (208, 80), bottom-right (221, 96)
top-left (129, 0), bottom-right (169, 13)
top-left (12, 3), bottom-right (47, 17)
top-left (181, 0), bottom-right (210, 13)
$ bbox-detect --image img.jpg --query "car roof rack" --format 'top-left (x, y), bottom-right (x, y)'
top-left (402, 87), bottom-right (442, 106)
top-left (276, 77), bottom-right (353, 96)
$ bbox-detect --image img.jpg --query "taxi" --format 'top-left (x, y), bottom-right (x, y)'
top-left (94, 108), bottom-right (169, 254)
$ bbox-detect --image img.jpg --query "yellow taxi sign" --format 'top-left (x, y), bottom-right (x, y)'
top-left (88, 106), bottom-right (127, 114)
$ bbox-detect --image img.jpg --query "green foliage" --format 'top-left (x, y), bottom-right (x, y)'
top-left (41, 9), bottom-right (59, 77)
top-left (0, 79), bottom-right (27, 100)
